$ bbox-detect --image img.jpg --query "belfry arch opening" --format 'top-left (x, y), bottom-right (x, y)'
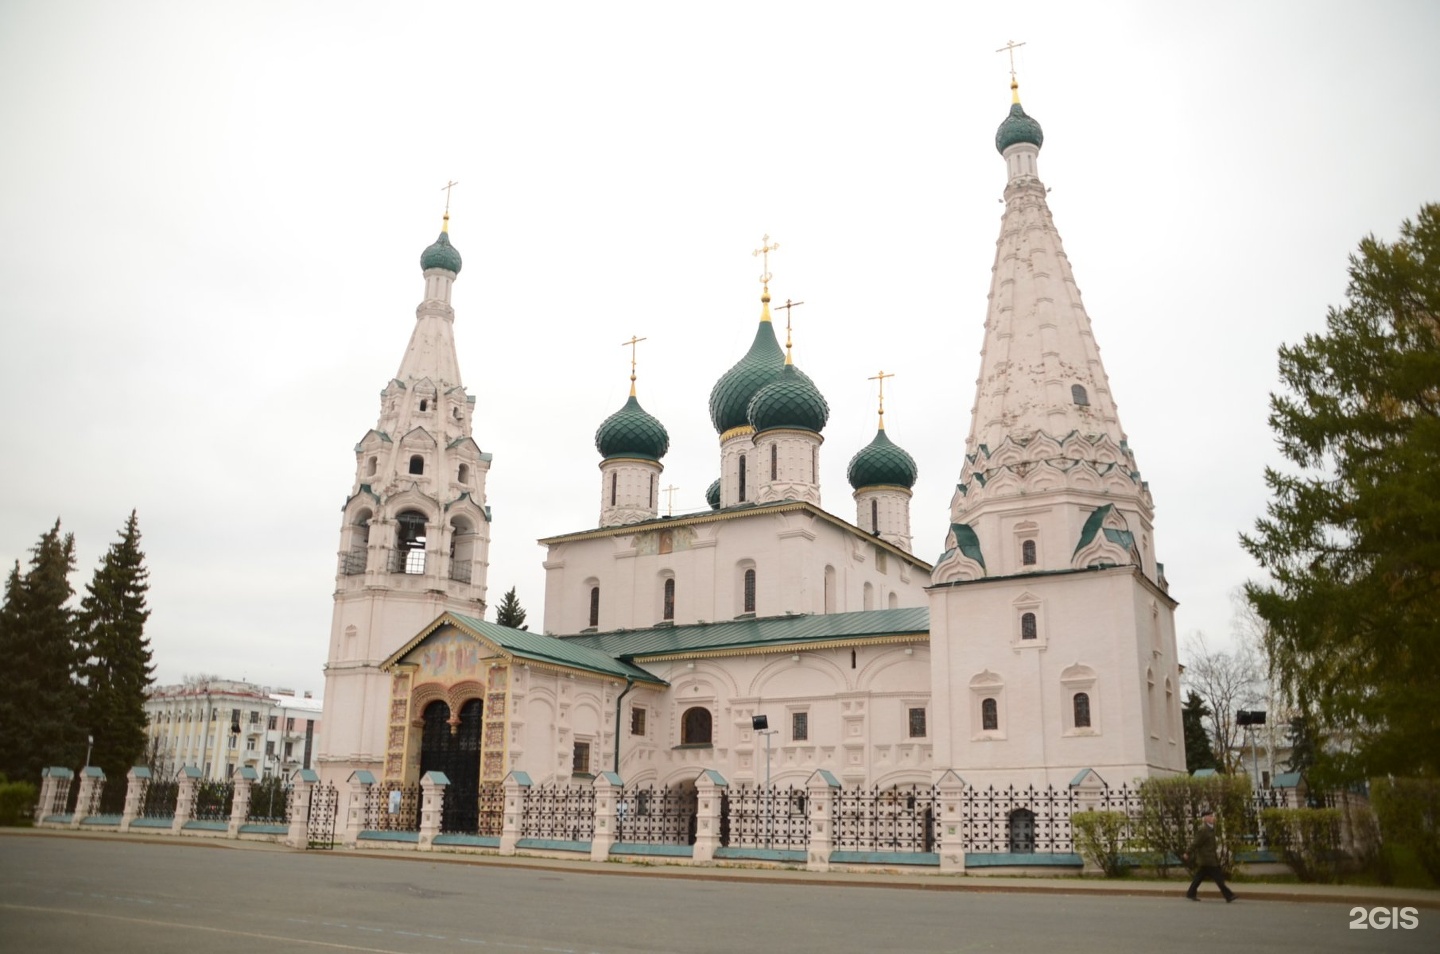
top-left (395, 510), bottom-right (427, 574)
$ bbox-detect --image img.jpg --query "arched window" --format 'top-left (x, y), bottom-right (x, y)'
top-left (770, 443), bottom-right (778, 480)
top-left (888, 591), bottom-right (899, 609)
top-left (738, 455), bottom-right (747, 502)
top-left (681, 707), bottom-right (712, 745)
top-left (610, 472), bottom-right (618, 507)
top-left (1008, 808), bottom-right (1036, 853)
top-left (1021, 539), bottom-right (1036, 566)
top-left (1071, 384), bottom-right (1089, 406)
top-left (409, 455), bottom-right (424, 475)
top-left (588, 586), bottom-right (600, 628)
top-left (366, 456), bottom-right (378, 477)
top-left (419, 398), bottom-right (429, 412)
top-left (982, 697), bottom-right (998, 731)
top-left (1021, 612), bottom-right (1037, 640)
top-left (663, 578), bottom-right (675, 621)
top-left (649, 473), bottom-right (655, 508)
top-left (871, 499), bottom-right (879, 533)
top-left (396, 510), bottom-right (427, 574)
top-left (863, 582), bottom-right (874, 611)
top-left (1073, 692), bottom-right (1091, 728)
top-left (743, 568), bottom-right (756, 614)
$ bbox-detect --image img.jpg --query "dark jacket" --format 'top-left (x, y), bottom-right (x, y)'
top-left (1191, 823), bottom-right (1220, 867)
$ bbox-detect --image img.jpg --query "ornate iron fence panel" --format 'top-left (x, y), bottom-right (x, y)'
top-left (835, 784), bottom-right (939, 853)
top-left (962, 784), bottom-right (1079, 854)
top-left (520, 783), bottom-right (595, 841)
top-left (725, 784), bottom-right (809, 851)
top-left (42, 777), bottom-right (72, 818)
top-left (364, 782), bottom-right (422, 832)
top-left (247, 777), bottom-right (291, 824)
top-left (140, 780), bottom-right (178, 819)
top-left (193, 780), bottom-right (235, 822)
top-left (97, 776), bottom-right (129, 815)
top-left (617, 784), bottom-right (698, 845)
top-left (307, 782), bottom-right (339, 848)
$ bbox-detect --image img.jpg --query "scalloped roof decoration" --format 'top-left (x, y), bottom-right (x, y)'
top-left (709, 319), bottom-right (792, 434)
top-left (595, 394), bottom-right (670, 461)
top-left (847, 428), bottom-right (919, 490)
top-left (748, 363), bottom-right (829, 435)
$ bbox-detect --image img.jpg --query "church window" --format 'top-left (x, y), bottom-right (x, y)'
top-left (588, 586), bottom-right (600, 628)
top-left (681, 707), bottom-right (712, 745)
top-left (457, 463), bottom-right (469, 485)
top-left (1165, 678), bottom-right (1176, 741)
top-left (1021, 612), bottom-right (1037, 640)
top-left (875, 547), bottom-right (887, 574)
top-left (396, 510), bottom-right (427, 574)
top-left (419, 399), bottom-right (428, 412)
top-left (663, 578), bottom-right (675, 621)
top-left (888, 591), bottom-right (899, 609)
top-left (908, 707), bottom-right (927, 738)
top-left (367, 456), bottom-right (377, 477)
top-left (630, 707), bottom-right (646, 736)
top-left (738, 455), bottom-right (747, 502)
top-left (572, 741), bottom-right (591, 775)
top-left (982, 698), bottom-right (998, 731)
top-left (771, 443), bottom-right (778, 480)
top-left (850, 649), bottom-right (856, 669)
top-left (649, 473), bottom-right (655, 507)
top-left (610, 472), bottom-right (617, 507)
top-left (812, 445), bottom-right (817, 482)
top-left (743, 568), bottom-right (756, 614)
top-left (863, 582), bottom-right (874, 610)
top-left (1073, 692), bottom-right (1091, 729)
top-left (792, 711), bottom-right (808, 741)
top-left (1022, 539), bottom-right (1036, 565)
top-left (1071, 384), bottom-right (1089, 406)
top-left (824, 566), bottom-right (836, 614)
top-left (871, 499), bottom-right (879, 533)
top-left (408, 455), bottom-right (424, 475)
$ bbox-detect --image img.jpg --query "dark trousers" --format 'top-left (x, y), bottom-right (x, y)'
top-left (1187, 865), bottom-right (1235, 900)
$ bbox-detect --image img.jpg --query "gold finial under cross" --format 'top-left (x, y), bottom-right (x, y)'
top-left (774, 298), bottom-right (805, 363)
top-left (752, 234), bottom-right (779, 291)
top-left (662, 484), bottom-right (680, 516)
top-left (869, 370), bottom-right (895, 428)
top-left (621, 335), bottom-right (647, 396)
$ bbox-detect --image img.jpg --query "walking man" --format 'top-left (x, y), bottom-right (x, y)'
top-left (1183, 809), bottom-right (1236, 902)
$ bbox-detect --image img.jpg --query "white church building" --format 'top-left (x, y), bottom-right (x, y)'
top-left (314, 81), bottom-right (1187, 815)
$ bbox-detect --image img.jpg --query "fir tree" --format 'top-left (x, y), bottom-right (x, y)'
top-left (1182, 691), bottom-right (1218, 772)
top-left (495, 586), bottom-right (528, 630)
top-left (78, 511), bottom-right (154, 781)
top-left (1243, 203), bottom-right (1440, 781)
top-left (0, 520), bottom-right (82, 781)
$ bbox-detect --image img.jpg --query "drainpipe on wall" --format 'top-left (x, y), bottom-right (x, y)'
top-left (613, 677), bottom-right (635, 774)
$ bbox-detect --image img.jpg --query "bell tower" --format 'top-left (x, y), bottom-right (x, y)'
top-left (317, 208), bottom-right (493, 783)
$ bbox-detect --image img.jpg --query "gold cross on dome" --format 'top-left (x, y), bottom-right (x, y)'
top-left (869, 369), bottom-right (895, 426)
top-left (621, 335), bottom-right (647, 395)
top-left (662, 484), bottom-right (679, 516)
top-left (996, 40), bottom-right (1026, 81)
top-left (752, 234), bottom-right (779, 288)
top-left (773, 298), bottom-right (805, 357)
top-left (441, 180), bottom-right (460, 214)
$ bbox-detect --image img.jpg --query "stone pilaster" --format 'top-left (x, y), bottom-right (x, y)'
top-left (500, 771), bottom-right (531, 855)
top-left (418, 771), bottom-right (448, 850)
top-left (229, 767), bottom-right (256, 838)
top-left (70, 767), bottom-right (104, 829)
top-left (344, 771), bottom-right (376, 848)
top-left (173, 766), bottom-right (201, 834)
top-left (120, 767), bottom-right (150, 833)
top-left (36, 768), bottom-right (71, 824)
top-left (936, 769), bottom-right (967, 873)
top-left (805, 769), bottom-right (840, 872)
top-left (286, 769), bottom-right (317, 848)
top-left (692, 770), bottom-right (726, 864)
top-left (590, 772), bottom-right (621, 861)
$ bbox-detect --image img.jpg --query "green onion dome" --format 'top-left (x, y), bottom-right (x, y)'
top-left (705, 478), bottom-right (721, 510)
top-left (595, 394), bottom-right (669, 461)
top-left (709, 318), bottom-right (787, 434)
top-left (995, 101), bottom-right (1043, 155)
top-left (748, 362), bottom-right (829, 435)
top-left (420, 229), bottom-right (463, 274)
top-left (847, 428), bottom-right (918, 490)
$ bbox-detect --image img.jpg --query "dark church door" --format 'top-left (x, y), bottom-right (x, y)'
top-left (418, 698), bottom-right (483, 833)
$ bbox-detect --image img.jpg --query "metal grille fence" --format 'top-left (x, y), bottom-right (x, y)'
top-left (723, 784), bottom-right (809, 851)
top-left (834, 784), bottom-right (939, 853)
top-left (364, 783), bottom-right (422, 832)
top-left (140, 780), bottom-right (178, 819)
top-left (193, 780), bottom-right (235, 822)
top-left (616, 784), bottom-right (697, 845)
top-left (97, 777), bottom-right (129, 815)
top-left (247, 777), bottom-right (291, 824)
top-left (521, 783), bottom-right (595, 841)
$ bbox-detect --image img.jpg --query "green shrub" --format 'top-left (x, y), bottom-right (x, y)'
top-left (0, 780), bottom-right (38, 826)
top-left (1262, 808), bottom-right (1342, 882)
top-left (1073, 810), bottom-right (1130, 877)
top-left (1370, 777), bottom-right (1440, 883)
top-left (1133, 774), bottom-right (1252, 876)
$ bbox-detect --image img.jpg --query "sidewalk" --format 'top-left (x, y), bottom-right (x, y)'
top-left (7, 827), bottom-right (1437, 908)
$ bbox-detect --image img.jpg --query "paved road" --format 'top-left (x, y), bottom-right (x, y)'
top-left (1, 836), bottom-right (1435, 954)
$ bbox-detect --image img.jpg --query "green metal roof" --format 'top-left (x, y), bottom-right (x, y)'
top-left (709, 318), bottom-right (786, 433)
top-left (563, 606), bottom-right (929, 659)
top-left (847, 427), bottom-right (918, 490)
top-left (996, 101), bottom-right (1044, 154)
top-left (595, 394), bottom-right (670, 461)
top-left (748, 363), bottom-right (829, 434)
top-left (421, 229), bottom-right (462, 274)
top-left (704, 478), bottom-right (721, 510)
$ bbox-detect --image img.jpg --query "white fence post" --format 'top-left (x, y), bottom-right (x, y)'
top-left (500, 772), bottom-right (531, 855)
top-left (936, 770), bottom-right (967, 873)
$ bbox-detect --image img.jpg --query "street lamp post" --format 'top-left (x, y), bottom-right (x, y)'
top-left (752, 715), bottom-right (777, 847)
top-left (84, 734), bottom-right (93, 770)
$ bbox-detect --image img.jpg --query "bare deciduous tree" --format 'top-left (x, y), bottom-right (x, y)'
top-left (1182, 631), bottom-right (1263, 773)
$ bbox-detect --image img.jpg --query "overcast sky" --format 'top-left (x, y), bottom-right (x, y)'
top-left (1, 1), bottom-right (1435, 697)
